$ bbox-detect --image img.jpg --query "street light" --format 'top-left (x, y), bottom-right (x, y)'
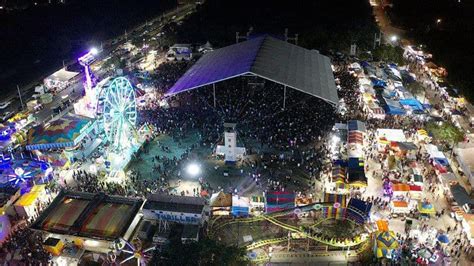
top-left (436, 18), bottom-right (442, 24)
top-left (390, 35), bottom-right (398, 42)
top-left (90, 47), bottom-right (99, 55)
top-left (186, 163), bottom-right (201, 177)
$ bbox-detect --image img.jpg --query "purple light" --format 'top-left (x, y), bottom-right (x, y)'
top-left (0, 215), bottom-right (11, 245)
top-left (78, 52), bottom-right (95, 66)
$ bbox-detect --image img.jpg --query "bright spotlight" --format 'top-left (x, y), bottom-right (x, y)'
top-left (90, 47), bottom-right (99, 55)
top-left (390, 35), bottom-right (398, 42)
top-left (186, 163), bottom-right (201, 177)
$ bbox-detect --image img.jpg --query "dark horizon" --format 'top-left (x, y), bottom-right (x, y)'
top-left (0, 0), bottom-right (177, 94)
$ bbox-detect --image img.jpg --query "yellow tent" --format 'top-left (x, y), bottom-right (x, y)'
top-left (15, 185), bottom-right (46, 207)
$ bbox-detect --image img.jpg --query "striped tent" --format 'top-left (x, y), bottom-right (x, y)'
top-left (265, 191), bottom-right (295, 213)
top-left (322, 206), bottom-right (346, 220)
top-left (331, 166), bottom-right (346, 184)
top-left (348, 131), bottom-right (364, 144)
top-left (417, 129), bottom-right (428, 136)
top-left (324, 193), bottom-right (347, 207)
top-left (26, 114), bottom-right (93, 151)
top-left (375, 231), bottom-right (399, 258)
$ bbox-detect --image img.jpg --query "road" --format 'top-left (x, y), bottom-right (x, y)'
top-left (371, 0), bottom-right (406, 43)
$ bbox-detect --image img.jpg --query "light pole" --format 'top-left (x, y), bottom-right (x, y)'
top-left (16, 85), bottom-right (24, 110)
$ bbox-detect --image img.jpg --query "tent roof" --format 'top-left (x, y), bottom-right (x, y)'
top-left (450, 183), bottom-right (474, 206)
top-left (348, 120), bottom-right (366, 132)
top-left (46, 68), bottom-right (79, 82)
top-left (455, 146), bottom-right (474, 173)
top-left (166, 35), bottom-right (339, 104)
top-left (210, 191), bottom-right (232, 207)
top-left (397, 142), bottom-right (418, 151)
top-left (26, 114), bottom-right (92, 149)
top-left (377, 129), bottom-right (407, 142)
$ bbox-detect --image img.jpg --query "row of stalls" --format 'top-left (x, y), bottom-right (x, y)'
top-left (404, 44), bottom-right (468, 134)
top-left (357, 61), bottom-right (428, 120)
top-left (0, 184), bottom-right (55, 245)
top-left (375, 124), bottom-right (474, 246)
top-left (329, 120), bottom-right (368, 191)
top-left (209, 191), bottom-right (266, 217)
top-left (208, 190), bottom-right (373, 231)
top-left (375, 128), bottom-right (439, 217)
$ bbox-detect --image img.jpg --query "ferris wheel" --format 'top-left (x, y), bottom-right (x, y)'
top-left (97, 77), bottom-right (137, 151)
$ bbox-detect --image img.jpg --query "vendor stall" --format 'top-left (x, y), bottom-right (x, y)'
top-left (392, 183), bottom-right (410, 197)
top-left (418, 201), bottom-right (436, 216)
top-left (13, 184), bottom-right (48, 218)
top-left (209, 191), bottom-right (232, 216)
top-left (391, 200), bottom-right (410, 214)
top-left (454, 145), bottom-right (474, 189)
top-left (44, 68), bottom-right (79, 92)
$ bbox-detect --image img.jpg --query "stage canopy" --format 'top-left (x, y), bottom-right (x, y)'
top-left (166, 35), bottom-right (339, 105)
top-left (26, 114), bottom-right (93, 150)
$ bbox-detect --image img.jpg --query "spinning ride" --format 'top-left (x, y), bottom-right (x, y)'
top-left (97, 77), bottom-right (137, 151)
top-left (119, 239), bottom-right (155, 265)
top-left (0, 153), bottom-right (52, 188)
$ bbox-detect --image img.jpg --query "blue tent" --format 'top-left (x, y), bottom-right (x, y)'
top-left (384, 98), bottom-right (406, 115)
top-left (400, 99), bottom-right (424, 112)
top-left (371, 77), bottom-right (387, 87)
top-left (382, 90), bottom-right (397, 98)
top-left (437, 234), bottom-right (449, 244)
top-left (348, 158), bottom-right (364, 169)
top-left (385, 105), bottom-right (406, 115)
top-left (434, 157), bottom-right (449, 166)
top-left (400, 70), bottom-right (415, 83)
top-left (347, 120), bottom-right (366, 132)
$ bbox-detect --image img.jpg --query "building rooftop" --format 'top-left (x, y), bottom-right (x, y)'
top-left (166, 35), bottom-right (339, 105)
top-left (31, 191), bottom-right (143, 241)
top-left (144, 194), bottom-right (206, 214)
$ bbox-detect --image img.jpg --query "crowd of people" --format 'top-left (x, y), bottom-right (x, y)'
top-left (136, 72), bottom-right (338, 196)
top-left (0, 221), bottom-right (51, 264)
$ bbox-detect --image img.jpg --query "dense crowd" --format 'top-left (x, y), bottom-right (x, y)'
top-left (0, 223), bottom-right (50, 264)
top-left (152, 61), bottom-right (192, 94)
top-left (137, 73), bottom-right (337, 195)
top-left (334, 63), bottom-right (364, 121)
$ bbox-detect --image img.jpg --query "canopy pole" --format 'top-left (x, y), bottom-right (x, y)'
top-left (213, 83), bottom-right (216, 108)
top-left (283, 85), bottom-right (287, 109)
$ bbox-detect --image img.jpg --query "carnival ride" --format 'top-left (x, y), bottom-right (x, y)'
top-left (0, 153), bottom-right (52, 188)
top-left (75, 49), bottom-right (100, 118)
top-left (97, 77), bottom-right (138, 152)
top-left (211, 201), bottom-right (373, 252)
top-left (119, 239), bottom-right (156, 266)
